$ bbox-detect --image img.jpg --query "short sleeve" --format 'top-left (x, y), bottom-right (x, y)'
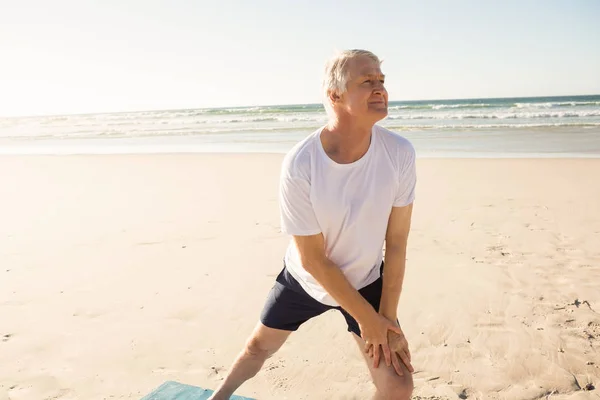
top-left (393, 143), bottom-right (417, 207)
top-left (279, 173), bottom-right (322, 236)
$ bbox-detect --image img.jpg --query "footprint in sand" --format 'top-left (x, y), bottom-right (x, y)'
top-left (152, 366), bottom-right (179, 375)
top-left (585, 320), bottom-right (600, 342)
top-left (265, 359), bottom-right (285, 372)
top-left (273, 377), bottom-right (289, 390)
top-left (2, 334), bottom-right (12, 342)
top-left (6, 385), bottom-right (29, 398)
top-left (208, 365), bottom-right (225, 377)
top-left (474, 322), bottom-right (507, 332)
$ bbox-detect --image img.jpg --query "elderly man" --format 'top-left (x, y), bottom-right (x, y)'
top-left (209, 49), bottom-right (416, 400)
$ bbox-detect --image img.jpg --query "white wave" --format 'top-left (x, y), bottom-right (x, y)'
top-left (387, 110), bottom-right (600, 120)
top-left (385, 122), bottom-right (600, 130)
top-left (431, 103), bottom-right (494, 110)
top-left (515, 101), bottom-right (600, 109)
top-left (388, 103), bottom-right (495, 111)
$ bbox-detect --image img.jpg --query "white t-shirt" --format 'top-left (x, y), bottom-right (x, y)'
top-left (279, 124), bottom-right (417, 307)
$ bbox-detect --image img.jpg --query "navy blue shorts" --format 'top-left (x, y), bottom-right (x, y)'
top-left (260, 262), bottom-right (384, 337)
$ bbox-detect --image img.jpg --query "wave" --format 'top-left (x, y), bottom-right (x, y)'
top-left (4, 122), bottom-right (600, 141)
top-left (0, 125), bottom-right (317, 140)
top-left (388, 103), bottom-right (499, 111)
top-left (514, 101), bottom-right (600, 109)
top-left (431, 103), bottom-right (496, 110)
top-left (93, 99), bottom-right (599, 117)
top-left (198, 105), bottom-right (323, 115)
top-left (88, 100), bottom-right (598, 117)
top-left (193, 116), bottom-right (324, 124)
top-left (389, 101), bottom-right (600, 112)
top-left (387, 110), bottom-right (600, 120)
top-left (385, 122), bottom-right (600, 130)
top-left (220, 117), bottom-right (279, 123)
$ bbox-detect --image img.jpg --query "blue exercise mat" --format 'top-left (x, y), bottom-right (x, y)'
top-left (141, 381), bottom-right (256, 400)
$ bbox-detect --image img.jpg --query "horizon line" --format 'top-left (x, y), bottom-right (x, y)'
top-left (1, 92), bottom-right (599, 120)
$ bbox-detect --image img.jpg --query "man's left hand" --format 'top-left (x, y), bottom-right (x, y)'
top-left (365, 321), bottom-right (414, 376)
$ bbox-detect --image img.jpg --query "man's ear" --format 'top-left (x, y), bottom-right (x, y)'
top-left (328, 90), bottom-right (340, 104)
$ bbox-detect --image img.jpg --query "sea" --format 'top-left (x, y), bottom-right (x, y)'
top-left (1, 94), bottom-right (599, 158)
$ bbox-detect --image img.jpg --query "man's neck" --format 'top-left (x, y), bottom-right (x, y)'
top-left (321, 117), bottom-right (374, 164)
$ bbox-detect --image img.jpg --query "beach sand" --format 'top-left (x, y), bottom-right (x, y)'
top-left (1, 154), bottom-right (599, 400)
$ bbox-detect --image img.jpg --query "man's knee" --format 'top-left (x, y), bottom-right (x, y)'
top-left (377, 372), bottom-right (414, 400)
top-left (244, 336), bottom-right (278, 360)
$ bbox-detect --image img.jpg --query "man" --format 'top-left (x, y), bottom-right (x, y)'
top-left (209, 49), bottom-right (416, 400)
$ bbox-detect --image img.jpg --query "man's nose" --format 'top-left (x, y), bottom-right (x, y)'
top-left (373, 82), bottom-right (386, 95)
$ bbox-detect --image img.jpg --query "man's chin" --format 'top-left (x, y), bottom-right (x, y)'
top-left (369, 104), bottom-right (388, 112)
top-left (370, 107), bottom-right (388, 120)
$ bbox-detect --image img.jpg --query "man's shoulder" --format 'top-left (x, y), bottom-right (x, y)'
top-left (375, 125), bottom-right (415, 156)
top-left (281, 128), bottom-right (321, 177)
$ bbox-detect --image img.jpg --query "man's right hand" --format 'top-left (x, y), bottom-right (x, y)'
top-left (359, 313), bottom-right (403, 371)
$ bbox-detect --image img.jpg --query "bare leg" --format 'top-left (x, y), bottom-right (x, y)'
top-left (352, 334), bottom-right (413, 400)
top-left (208, 322), bottom-right (292, 400)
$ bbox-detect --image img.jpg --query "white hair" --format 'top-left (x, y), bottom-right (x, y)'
top-left (321, 49), bottom-right (381, 113)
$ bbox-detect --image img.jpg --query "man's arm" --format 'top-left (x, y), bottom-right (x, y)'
top-left (293, 233), bottom-right (402, 368)
top-left (293, 233), bottom-right (377, 325)
top-left (280, 170), bottom-right (375, 318)
top-left (379, 203), bottom-right (413, 321)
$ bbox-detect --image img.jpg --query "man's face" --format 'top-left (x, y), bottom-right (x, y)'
top-left (335, 55), bottom-right (388, 122)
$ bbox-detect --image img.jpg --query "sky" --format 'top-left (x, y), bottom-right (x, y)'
top-left (1, 0), bottom-right (599, 117)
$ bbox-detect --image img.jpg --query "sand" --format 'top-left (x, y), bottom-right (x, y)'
top-left (1, 154), bottom-right (599, 400)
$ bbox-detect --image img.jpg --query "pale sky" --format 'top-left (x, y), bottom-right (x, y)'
top-left (1, 0), bottom-right (599, 117)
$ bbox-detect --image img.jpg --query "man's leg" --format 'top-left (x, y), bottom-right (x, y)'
top-left (352, 333), bottom-right (413, 400)
top-left (339, 268), bottom-right (413, 400)
top-left (208, 322), bottom-right (291, 400)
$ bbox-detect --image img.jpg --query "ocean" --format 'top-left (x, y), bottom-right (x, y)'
top-left (1, 95), bottom-right (599, 157)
